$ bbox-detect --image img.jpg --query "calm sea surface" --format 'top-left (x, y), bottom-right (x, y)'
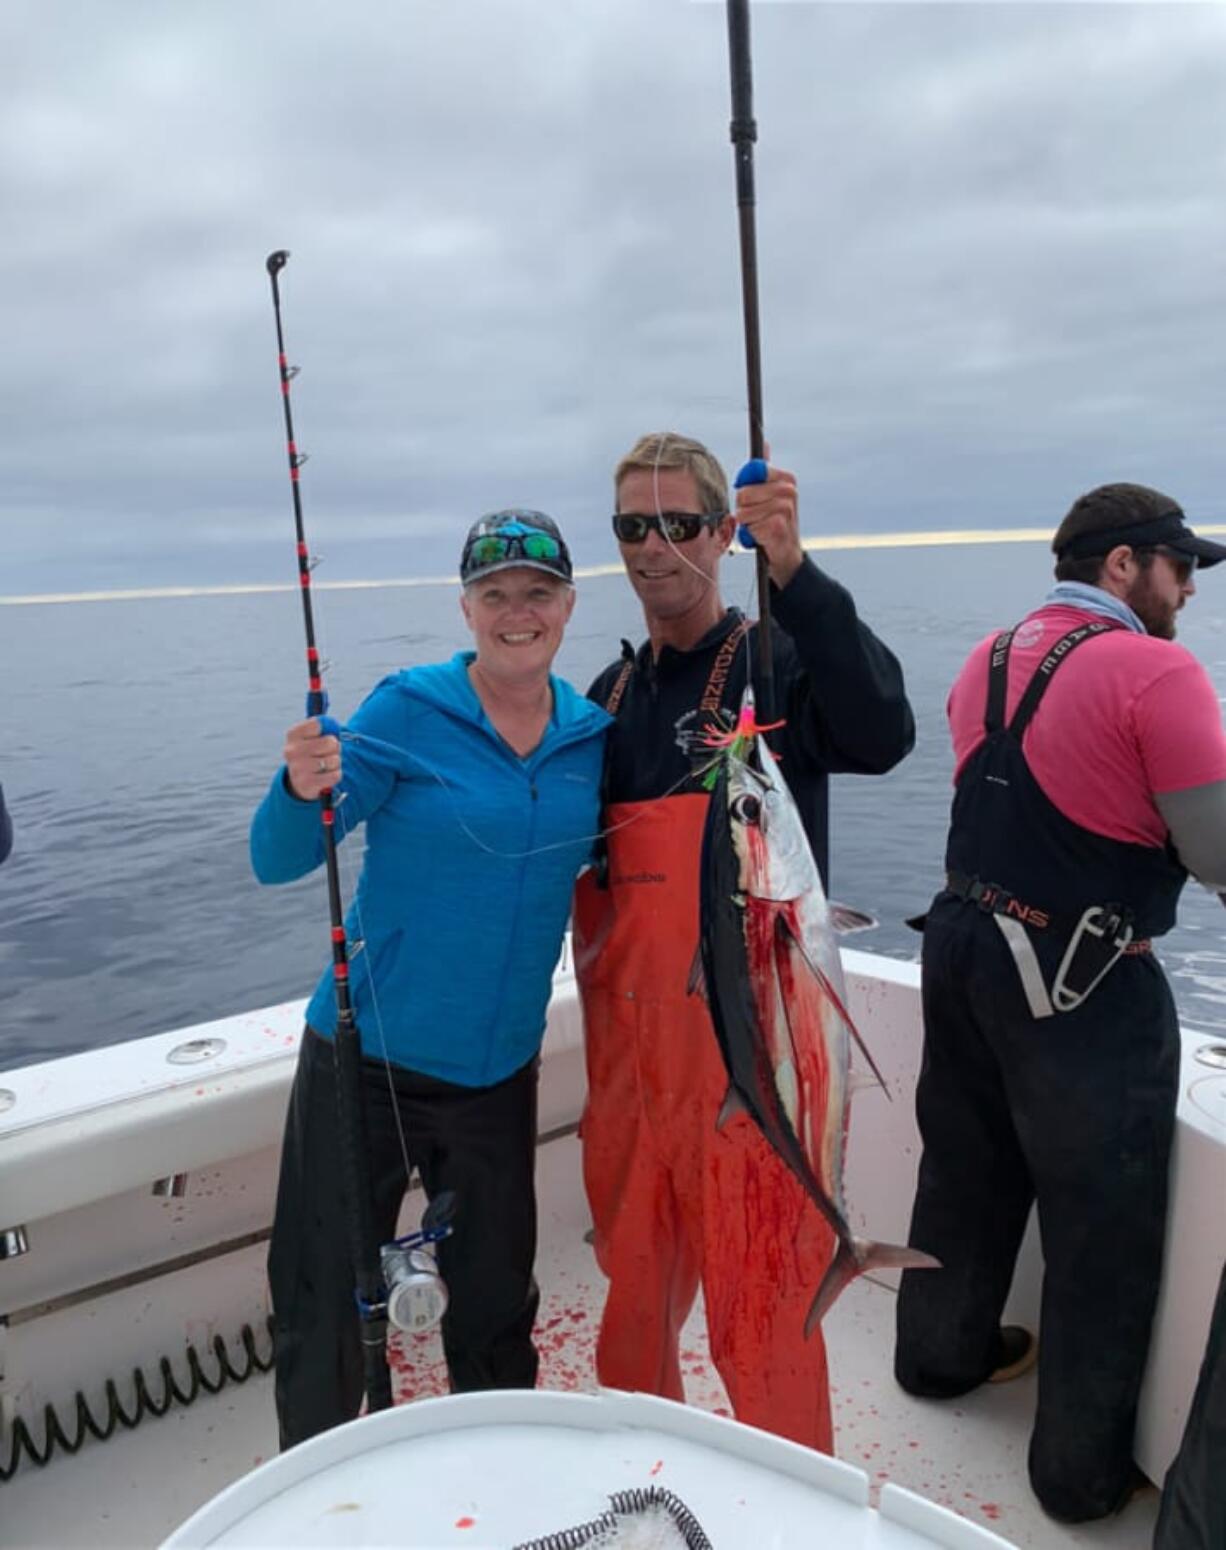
top-left (3, 543), bottom-right (1225, 1071)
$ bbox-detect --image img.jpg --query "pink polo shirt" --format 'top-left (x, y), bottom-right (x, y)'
top-left (949, 605), bottom-right (1226, 848)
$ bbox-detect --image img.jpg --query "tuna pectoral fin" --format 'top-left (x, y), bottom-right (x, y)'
top-left (778, 915), bottom-right (891, 1099)
top-left (828, 901), bottom-right (877, 935)
top-left (804, 1239), bottom-right (942, 1338)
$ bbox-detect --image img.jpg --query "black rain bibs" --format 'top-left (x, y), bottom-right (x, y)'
top-left (942, 621), bottom-right (1186, 1016)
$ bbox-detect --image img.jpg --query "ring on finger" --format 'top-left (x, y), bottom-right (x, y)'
top-left (317, 757), bottom-right (328, 774)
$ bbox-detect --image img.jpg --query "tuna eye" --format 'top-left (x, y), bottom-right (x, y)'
top-left (732, 793), bottom-right (762, 825)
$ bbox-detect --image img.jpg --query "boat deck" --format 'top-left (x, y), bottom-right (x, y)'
top-left (0, 1132), bottom-right (1160, 1549)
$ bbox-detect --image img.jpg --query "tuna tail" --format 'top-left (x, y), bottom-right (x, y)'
top-left (803, 1237), bottom-right (942, 1339)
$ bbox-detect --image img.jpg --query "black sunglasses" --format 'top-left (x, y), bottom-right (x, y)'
top-left (1153, 546), bottom-right (1195, 584)
top-left (612, 511), bottom-right (726, 544)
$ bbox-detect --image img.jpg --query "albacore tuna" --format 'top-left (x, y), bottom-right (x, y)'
top-left (695, 699), bottom-right (939, 1335)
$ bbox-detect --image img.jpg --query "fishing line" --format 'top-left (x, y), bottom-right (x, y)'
top-left (264, 251), bottom-right (395, 1399)
top-left (308, 431), bottom-right (755, 1199)
top-left (321, 732), bottom-right (723, 1239)
top-left (292, 573), bottom-right (439, 1195)
top-left (324, 720), bottom-right (720, 1213)
top-left (644, 432), bottom-right (729, 592)
top-left (725, 0), bottom-right (778, 724)
top-left (311, 664), bottom-right (445, 1200)
top-left (332, 728), bottom-right (721, 862)
top-left (309, 437), bottom-right (738, 1196)
top-left (327, 774), bottom-right (418, 1202)
top-left (642, 437), bottom-right (769, 735)
top-left (286, 563), bottom-right (409, 1159)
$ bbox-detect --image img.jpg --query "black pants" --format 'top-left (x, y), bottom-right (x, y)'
top-left (895, 900), bottom-right (1178, 1523)
top-left (268, 1028), bottom-right (541, 1449)
top-left (1154, 1261), bottom-right (1226, 1550)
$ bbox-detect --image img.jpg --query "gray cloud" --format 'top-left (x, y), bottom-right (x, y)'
top-left (3, 1), bottom-right (1225, 593)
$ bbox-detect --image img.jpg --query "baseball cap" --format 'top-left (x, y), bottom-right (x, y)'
top-left (1052, 483), bottom-right (1226, 569)
top-left (459, 509), bottom-right (574, 587)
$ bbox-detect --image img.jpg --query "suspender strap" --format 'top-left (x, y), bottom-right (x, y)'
top-left (702, 617), bottom-right (752, 714)
top-left (594, 616), bottom-right (752, 888)
top-left (1006, 620), bottom-right (1121, 740)
top-left (983, 631), bottom-right (1014, 735)
top-left (604, 659), bottom-right (634, 716)
top-left (603, 615), bottom-right (754, 720)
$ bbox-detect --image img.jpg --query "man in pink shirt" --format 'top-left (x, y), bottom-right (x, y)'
top-left (894, 483), bottom-right (1226, 1524)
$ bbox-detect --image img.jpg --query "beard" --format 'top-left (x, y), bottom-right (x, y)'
top-left (1126, 570), bottom-right (1179, 640)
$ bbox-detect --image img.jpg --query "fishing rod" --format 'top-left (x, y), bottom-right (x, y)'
top-left (264, 249), bottom-right (393, 1415)
top-left (725, 0), bottom-right (776, 724)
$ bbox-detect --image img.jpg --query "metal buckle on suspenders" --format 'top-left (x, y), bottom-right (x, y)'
top-left (1049, 904), bottom-right (1135, 1013)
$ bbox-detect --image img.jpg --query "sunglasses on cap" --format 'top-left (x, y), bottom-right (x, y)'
top-left (612, 511), bottom-right (726, 544)
top-left (464, 529), bottom-right (564, 569)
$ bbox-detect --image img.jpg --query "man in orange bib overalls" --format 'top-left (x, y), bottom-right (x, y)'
top-left (574, 432), bottom-right (915, 1451)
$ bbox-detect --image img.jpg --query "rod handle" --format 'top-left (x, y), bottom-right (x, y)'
top-left (733, 456), bottom-right (769, 549)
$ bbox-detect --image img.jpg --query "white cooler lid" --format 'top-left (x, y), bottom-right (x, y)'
top-left (163, 1389), bottom-right (1017, 1549)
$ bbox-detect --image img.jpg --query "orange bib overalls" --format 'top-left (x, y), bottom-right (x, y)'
top-left (573, 791), bottom-right (835, 1452)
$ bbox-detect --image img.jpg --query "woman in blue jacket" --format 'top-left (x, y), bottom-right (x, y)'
top-left (251, 510), bottom-right (610, 1447)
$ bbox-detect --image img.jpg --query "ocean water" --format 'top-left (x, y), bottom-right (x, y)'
top-left (3, 542), bottom-right (1225, 1071)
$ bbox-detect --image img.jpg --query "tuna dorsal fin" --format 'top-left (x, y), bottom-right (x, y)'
top-left (828, 900), bottom-right (877, 935)
top-left (716, 1084), bottom-right (750, 1130)
top-left (686, 943), bottom-right (707, 1001)
top-left (847, 1069), bottom-right (882, 1097)
top-left (777, 913), bottom-right (891, 1099)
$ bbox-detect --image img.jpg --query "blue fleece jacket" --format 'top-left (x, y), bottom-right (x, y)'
top-left (250, 653), bottom-right (610, 1086)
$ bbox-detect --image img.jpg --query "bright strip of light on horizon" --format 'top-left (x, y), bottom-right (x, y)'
top-left (4, 526), bottom-right (1225, 607)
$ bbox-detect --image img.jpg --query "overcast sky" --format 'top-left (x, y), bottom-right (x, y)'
top-left (3, 0), bottom-right (1225, 594)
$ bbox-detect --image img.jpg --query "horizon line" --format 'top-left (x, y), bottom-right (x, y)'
top-left (4, 523), bottom-right (1225, 606)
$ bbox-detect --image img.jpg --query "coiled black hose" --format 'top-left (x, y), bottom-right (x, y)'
top-left (513, 1485), bottom-right (714, 1549)
top-left (0, 1316), bottom-right (274, 1483)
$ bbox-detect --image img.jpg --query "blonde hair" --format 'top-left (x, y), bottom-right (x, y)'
top-left (614, 432), bottom-right (729, 515)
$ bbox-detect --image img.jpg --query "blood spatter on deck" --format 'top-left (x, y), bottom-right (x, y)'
top-left (383, 1275), bottom-right (729, 1417)
top-left (385, 1287), bottom-right (606, 1404)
